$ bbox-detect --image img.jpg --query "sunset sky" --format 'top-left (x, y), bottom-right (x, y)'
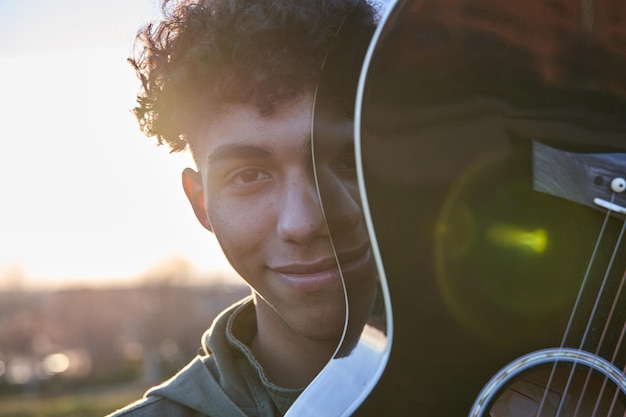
top-left (0, 0), bottom-right (237, 288)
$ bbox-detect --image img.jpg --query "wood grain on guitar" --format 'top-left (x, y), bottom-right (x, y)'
top-left (533, 142), bottom-right (626, 215)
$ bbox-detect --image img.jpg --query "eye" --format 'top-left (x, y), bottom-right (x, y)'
top-left (228, 168), bottom-right (270, 187)
top-left (335, 154), bottom-right (357, 172)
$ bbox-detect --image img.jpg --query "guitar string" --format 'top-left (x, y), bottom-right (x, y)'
top-left (535, 200), bottom-right (614, 417)
top-left (554, 214), bottom-right (626, 417)
top-left (573, 258), bottom-right (626, 417)
top-left (606, 369), bottom-right (626, 417)
top-left (573, 271), bottom-right (626, 417)
top-left (589, 318), bottom-right (626, 417)
top-left (603, 334), bottom-right (626, 417)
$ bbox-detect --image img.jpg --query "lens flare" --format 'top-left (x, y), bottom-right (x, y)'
top-left (487, 224), bottom-right (548, 254)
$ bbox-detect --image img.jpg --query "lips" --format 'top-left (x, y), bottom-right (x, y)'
top-left (335, 242), bottom-right (371, 270)
top-left (270, 243), bottom-right (372, 293)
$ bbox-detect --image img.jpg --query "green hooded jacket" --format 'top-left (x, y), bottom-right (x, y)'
top-left (107, 297), bottom-right (303, 417)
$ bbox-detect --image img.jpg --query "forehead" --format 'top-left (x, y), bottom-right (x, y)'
top-left (189, 93), bottom-right (353, 155)
top-left (188, 94), bottom-right (314, 162)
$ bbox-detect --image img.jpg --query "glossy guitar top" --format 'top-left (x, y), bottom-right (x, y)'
top-left (298, 0), bottom-right (626, 415)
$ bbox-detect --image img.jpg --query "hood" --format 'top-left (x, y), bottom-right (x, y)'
top-left (144, 297), bottom-right (301, 417)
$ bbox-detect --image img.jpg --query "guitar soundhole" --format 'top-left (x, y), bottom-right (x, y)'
top-left (488, 363), bottom-right (626, 417)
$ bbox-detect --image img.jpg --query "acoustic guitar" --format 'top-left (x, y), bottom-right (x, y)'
top-left (290, 0), bottom-right (626, 415)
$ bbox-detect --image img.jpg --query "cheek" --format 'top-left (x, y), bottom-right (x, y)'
top-left (208, 200), bottom-right (275, 269)
top-left (345, 182), bottom-right (362, 205)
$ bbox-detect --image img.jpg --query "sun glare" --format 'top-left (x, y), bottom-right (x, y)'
top-left (0, 1), bottom-right (238, 289)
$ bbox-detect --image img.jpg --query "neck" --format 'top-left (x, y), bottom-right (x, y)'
top-left (251, 297), bottom-right (339, 388)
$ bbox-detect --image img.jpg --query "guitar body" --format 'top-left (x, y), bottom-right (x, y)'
top-left (309, 0), bottom-right (626, 415)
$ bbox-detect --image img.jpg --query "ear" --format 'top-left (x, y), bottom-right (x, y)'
top-left (182, 168), bottom-right (213, 232)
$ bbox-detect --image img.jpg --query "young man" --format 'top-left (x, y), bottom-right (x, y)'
top-left (108, 1), bottom-right (377, 416)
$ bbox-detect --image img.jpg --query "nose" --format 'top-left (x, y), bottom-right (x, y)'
top-left (276, 172), bottom-right (362, 244)
top-left (277, 179), bottom-right (329, 244)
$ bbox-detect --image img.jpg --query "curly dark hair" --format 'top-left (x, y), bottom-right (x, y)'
top-left (129, 0), bottom-right (376, 152)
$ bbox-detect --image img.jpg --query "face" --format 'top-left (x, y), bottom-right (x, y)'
top-left (183, 93), bottom-right (374, 343)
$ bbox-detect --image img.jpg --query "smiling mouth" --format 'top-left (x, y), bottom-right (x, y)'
top-left (271, 243), bottom-right (373, 293)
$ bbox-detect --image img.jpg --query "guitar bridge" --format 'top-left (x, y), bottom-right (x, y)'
top-left (533, 141), bottom-right (626, 215)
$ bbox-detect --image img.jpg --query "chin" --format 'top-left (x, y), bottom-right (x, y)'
top-left (293, 305), bottom-right (347, 343)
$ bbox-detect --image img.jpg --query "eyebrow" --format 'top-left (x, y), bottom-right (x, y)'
top-left (207, 134), bottom-right (312, 163)
top-left (207, 143), bottom-right (273, 164)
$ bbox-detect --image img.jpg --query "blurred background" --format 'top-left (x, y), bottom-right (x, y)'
top-left (0, 1), bottom-right (248, 415)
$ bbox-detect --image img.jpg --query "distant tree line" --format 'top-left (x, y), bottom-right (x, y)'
top-left (0, 281), bottom-right (249, 397)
